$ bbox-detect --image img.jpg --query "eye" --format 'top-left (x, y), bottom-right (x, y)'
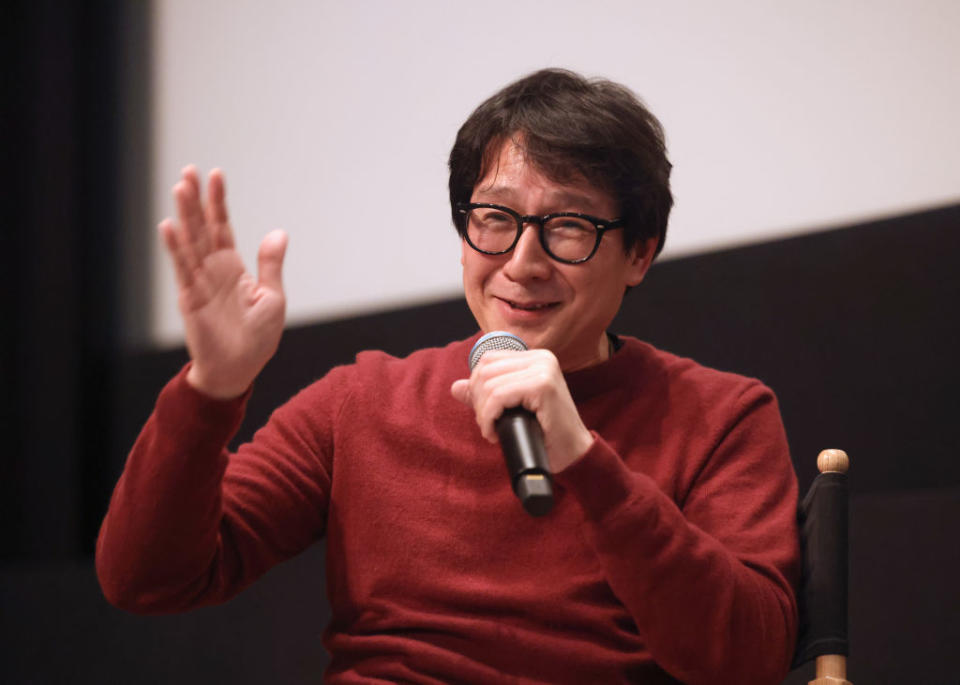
top-left (473, 209), bottom-right (515, 230)
top-left (545, 216), bottom-right (595, 237)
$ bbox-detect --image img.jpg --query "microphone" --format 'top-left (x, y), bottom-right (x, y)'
top-left (468, 332), bottom-right (554, 517)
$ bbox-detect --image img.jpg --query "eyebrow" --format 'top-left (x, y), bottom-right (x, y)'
top-left (472, 186), bottom-right (603, 213)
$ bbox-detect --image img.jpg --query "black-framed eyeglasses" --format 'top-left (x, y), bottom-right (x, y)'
top-left (456, 202), bottom-right (625, 264)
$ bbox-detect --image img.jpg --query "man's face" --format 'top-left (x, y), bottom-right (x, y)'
top-left (461, 138), bottom-right (655, 371)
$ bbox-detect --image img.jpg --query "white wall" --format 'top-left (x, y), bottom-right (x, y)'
top-left (151, 0), bottom-right (960, 347)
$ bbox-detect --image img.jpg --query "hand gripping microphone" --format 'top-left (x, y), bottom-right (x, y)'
top-left (468, 332), bottom-right (554, 517)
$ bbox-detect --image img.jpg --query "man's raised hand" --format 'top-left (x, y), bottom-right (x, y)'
top-left (158, 166), bottom-right (288, 399)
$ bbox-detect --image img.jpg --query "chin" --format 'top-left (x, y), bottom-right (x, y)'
top-left (518, 331), bottom-right (567, 359)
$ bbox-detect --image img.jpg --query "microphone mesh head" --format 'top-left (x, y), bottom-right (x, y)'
top-left (468, 331), bottom-right (528, 370)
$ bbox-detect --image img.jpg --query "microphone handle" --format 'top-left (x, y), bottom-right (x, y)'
top-left (495, 407), bottom-right (554, 517)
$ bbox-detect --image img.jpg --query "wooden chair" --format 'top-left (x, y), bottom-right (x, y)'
top-left (792, 449), bottom-right (852, 684)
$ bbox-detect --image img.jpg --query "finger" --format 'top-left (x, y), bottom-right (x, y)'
top-left (476, 348), bottom-right (556, 371)
top-left (475, 372), bottom-right (540, 427)
top-left (205, 168), bottom-right (236, 250)
top-left (474, 355), bottom-right (538, 381)
top-left (175, 168), bottom-right (212, 259)
top-left (452, 375), bottom-right (497, 441)
top-left (467, 384), bottom-right (499, 443)
top-left (481, 359), bottom-right (564, 424)
top-left (257, 229), bottom-right (288, 292)
top-left (472, 351), bottom-right (543, 380)
top-left (170, 183), bottom-right (203, 270)
top-left (450, 379), bottom-right (471, 405)
top-left (182, 163), bottom-right (201, 195)
top-left (158, 219), bottom-right (195, 288)
top-left (467, 368), bottom-right (536, 442)
top-left (473, 358), bottom-right (554, 398)
top-left (181, 165), bottom-right (207, 248)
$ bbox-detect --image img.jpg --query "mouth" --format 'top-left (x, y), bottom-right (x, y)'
top-left (499, 297), bottom-right (560, 312)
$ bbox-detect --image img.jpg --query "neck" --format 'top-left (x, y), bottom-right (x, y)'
top-left (559, 333), bottom-right (613, 373)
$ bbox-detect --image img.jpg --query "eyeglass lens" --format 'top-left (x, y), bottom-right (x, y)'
top-left (465, 207), bottom-right (598, 262)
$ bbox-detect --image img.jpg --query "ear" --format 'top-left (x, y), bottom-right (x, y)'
top-left (624, 235), bottom-right (658, 287)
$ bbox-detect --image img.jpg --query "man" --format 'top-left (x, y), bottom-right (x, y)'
top-left (97, 69), bottom-right (799, 684)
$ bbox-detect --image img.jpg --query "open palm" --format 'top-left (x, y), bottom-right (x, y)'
top-left (159, 166), bottom-right (288, 399)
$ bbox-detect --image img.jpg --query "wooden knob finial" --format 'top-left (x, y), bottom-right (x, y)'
top-left (817, 449), bottom-right (849, 474)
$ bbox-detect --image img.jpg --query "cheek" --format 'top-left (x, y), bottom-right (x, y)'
top-left (461, 245), bottom-right (480, 287)
top-left (577, 268), bottom-right (626, 314)
top-left (461, 248), bottom-right (503, 287)
top-left (461, 255), bottom-right (492, 309)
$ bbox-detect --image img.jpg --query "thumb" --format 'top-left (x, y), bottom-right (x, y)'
top-left (257, 229), bottom-right (288, 291)
top-left (450, 378), bottom-right (471, 405)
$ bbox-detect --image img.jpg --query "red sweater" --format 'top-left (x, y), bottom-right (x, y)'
top-left (97, 335), bottom-right (799, 684)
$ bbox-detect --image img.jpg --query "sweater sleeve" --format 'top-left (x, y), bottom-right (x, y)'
top-left (554, 381), bottom-right (799, 685)
top-left (96, 364), bottom-right (341, 614)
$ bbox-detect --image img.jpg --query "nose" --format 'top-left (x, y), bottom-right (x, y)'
top-left (502, 222), bottom-right (552, 282)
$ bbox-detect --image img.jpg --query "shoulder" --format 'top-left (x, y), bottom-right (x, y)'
top-left (352, 336), bottom-right (474, 385)
top-left (604, 336), bottom-right (781, 443)
top-left (295, 335), bottom-right (477, 404)
top-left (260, 336), bottom-right (477, 444)
top-left (353, 336), bottom-right (473, 373)
top-left (609, 338), bottom-right (793, 507)
top-left (618, 335), bottom-right (773, 404)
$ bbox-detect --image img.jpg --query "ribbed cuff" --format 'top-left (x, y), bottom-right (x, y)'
top-left (155, 363), bottom-right (252, 450)
top-left (554, 433), bottom-right (640, 522)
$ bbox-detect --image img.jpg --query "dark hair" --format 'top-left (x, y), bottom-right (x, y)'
top-left (448, 68), bottom-right (673, 257)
